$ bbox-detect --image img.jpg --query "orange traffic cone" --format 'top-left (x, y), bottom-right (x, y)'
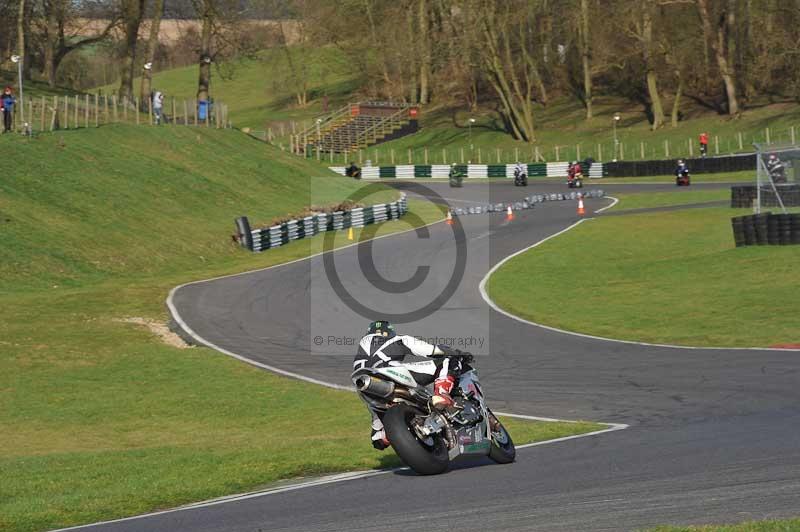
top-left (577, 195), bottom-right (585, 217)
top-left (446, 210), bottom-right (453, 225)
top-left (506, 205), bottom-right (514, 221)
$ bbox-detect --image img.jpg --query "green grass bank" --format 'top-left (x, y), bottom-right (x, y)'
top-left (487, 196), bottom-right (800, 347)
top-left (0, 125), bottom-right (602, 531)
top-left (652, 517), bottom-right (800, 531)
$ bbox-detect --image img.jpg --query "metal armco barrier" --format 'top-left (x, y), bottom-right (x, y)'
top-left (239, 194), bottom-right (409, 252)
top-left (330, 162), bottom-right (606, 179)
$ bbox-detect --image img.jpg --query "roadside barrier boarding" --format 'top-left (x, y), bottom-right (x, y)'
top-left (330, 163), bottom-right (605, 179)
top-left (234, 195), bottom-right (408, 252)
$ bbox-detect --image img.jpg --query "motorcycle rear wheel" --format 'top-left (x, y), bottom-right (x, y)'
top-left (384, 404), bottom-right (450, 475)
top-left (487, 411), bottom-right (516, 464)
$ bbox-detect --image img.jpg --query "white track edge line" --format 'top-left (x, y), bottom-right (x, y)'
top-left (49, 419), bottom-right (626, 532)
top-left (166, 216), bottom-right (448, 392)
top-left (594, 195), bottom-right (619, 213)
top-left (478, 218), bottom-right (800, 352)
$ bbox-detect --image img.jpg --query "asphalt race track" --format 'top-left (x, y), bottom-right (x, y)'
top-left (68, 179), bottom-right (800, 531)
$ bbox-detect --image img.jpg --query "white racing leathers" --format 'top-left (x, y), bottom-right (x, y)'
top-left (352, 334), bottom-right (461, 448)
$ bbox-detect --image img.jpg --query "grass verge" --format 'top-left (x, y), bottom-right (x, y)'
top-left (651, 518), bottom-right (800, 531)
top-left (611, 189), bottom-right (730, 211)
top-left (0, 125), bottom-right (602, 531)
top-left (486, 206), bottom-right (800, 347)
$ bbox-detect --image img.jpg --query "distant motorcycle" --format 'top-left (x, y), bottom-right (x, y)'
top-left (676, 168), bottom-right (691, 186)
top-left (514, 168), bottom-right (528, 186)
top-left (567, 172), bottom-right (583, 188)
top-left (353, 353), bottom-right (515, 475)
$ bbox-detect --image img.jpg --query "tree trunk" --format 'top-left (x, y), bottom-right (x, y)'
top-left (643, 2), bottom-right (664, 130)
top-left (406, 2), bottom-right (418, 103)
top-left (418, 0), bottom-right (431, 104)
top-left (118, 0), bottom-right (146, 102)
top-left (671, 71), bottom-right (683, 128)
top-left (43, 0), bottom-right (58, 87)
top-left (696, 0), bottom-right (740, 115)
top-left (197, 0), bottom-right (213, 102)
top-left (17, 0), bottom-right (25, 77)
top-left (579, 0), bottom-right (592, 119)
top-left (139, 0), bottom-right (164, 103)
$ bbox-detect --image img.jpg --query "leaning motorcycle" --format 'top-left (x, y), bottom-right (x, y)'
top-left (514, 169), bottom-right (528, 186)
top-left (353, 353), bottom-right (515, 475)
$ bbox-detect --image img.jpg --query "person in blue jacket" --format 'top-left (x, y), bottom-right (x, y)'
top-left (1, 87), bottom-right (15, 133)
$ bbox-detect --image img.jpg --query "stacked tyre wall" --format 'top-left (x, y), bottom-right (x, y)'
top-left (234, 195), bottom-right (409, 252)
top-left (731, 213), bottom-right (800, 247)
top-left (330, 162), bottom-right (605, 179)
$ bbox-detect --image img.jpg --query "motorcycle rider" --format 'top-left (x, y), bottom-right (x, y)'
top-left (568, 161), bottom-right (582, 184)
top-left (767, 153), bottom-right (786, 183)
top-left (352, 320), bottom-right (468, 450)
top-left (675, 159), bottom-right (689, 178)
top-left (345, 161), bottom-right (362, 179)
top-left (514, 161), bottom-right (526, 178)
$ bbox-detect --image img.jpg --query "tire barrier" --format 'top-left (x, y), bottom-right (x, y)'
top-left (605, 153), bottom-right (755, 178)
top-left (731, 184), bottom-right (800, 208)
top-left (731, 212), bottom-right (800, 247)
top-left (330, 162), bottom-right (605, 180)
top-left (235, 194), bottom-right (409, 252)
top-left (449, 189), bottom-right (605, 218)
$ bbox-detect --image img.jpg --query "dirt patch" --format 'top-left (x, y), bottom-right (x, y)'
top-left (116, 317), bottom-right (193, 349)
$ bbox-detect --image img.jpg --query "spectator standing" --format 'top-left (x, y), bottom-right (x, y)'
top-left (153, 90), bottom-right (164, 125)
top-left (1, 87), bottom-right (15, 133)
top-left (699, 132), bottom-right (709, 158)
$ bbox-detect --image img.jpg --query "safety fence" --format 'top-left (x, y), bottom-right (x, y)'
top-left (5, 93), bottom-right (231, 134)
top-left (329, 162), bottom-right (606, 179)
top-left (234, 194), bottom-right (409, 252)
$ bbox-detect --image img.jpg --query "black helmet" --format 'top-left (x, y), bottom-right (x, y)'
top-left (367, 320), bottom-right (396, 338)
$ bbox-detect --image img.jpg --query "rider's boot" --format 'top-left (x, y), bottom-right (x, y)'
top-left (432, 375), bottom-right (456, 410)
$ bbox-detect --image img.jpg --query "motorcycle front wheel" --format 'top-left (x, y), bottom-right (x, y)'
top-left (487, 411), bottom-right (516, 464)
top-left (384, 404), bottom-right (450, 475)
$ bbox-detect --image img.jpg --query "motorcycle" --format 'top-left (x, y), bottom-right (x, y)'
top-left (353, 353), bottom-right (516, 475)
top-left (768, 162), bottom-right (787, 184)
top-left (676, 168), bottom-right (690, 186)
top-left (567, 172), bottom-right (583, 189)
top-left (514, 168), bottom-right (528, 187)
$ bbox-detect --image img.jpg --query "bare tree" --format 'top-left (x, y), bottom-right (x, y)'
top-left (578, 0), bottom-right (592, 119)
top-left (139, 0), bottom-right (164, 102)
top-left (472, 0), bottom-right (538, 142)
top-left (196, 0), bottom-right (213, 101)
top-left (118, 0), bottom-right (146, 102)
top-left (696, 0), bottom-right (739, 115)
top-left (41, 0), bottom-right (118, 87)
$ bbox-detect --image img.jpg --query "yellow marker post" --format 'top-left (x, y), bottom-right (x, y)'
top-left (348, 227), bottom-right (354, 241)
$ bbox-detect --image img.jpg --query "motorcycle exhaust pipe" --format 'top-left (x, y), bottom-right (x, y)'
top-left (356, 376), bottom-right (395, 398)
